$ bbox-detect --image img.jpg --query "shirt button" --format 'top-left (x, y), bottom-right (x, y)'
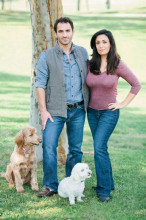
top-left (72, 95), bottom-right (73, 97)
top-left (72, 86), bottom-right (73, 88)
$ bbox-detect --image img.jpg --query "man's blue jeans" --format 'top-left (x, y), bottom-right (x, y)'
top-left (42, 104), bottom-right (85, 192)
top-left (87, 107), bottom-right (119, 197)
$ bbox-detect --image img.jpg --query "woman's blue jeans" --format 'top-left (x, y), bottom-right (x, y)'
top-left (87, 107), bottom-right (119, 197)
top-left (42, 104), bottom-right (85, 192)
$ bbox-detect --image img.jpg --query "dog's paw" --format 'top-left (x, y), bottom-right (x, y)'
top-left (9, 184), bottom-right (15, 188)
top-left (81, 194), bottom-right (85, 197)
top-left (77, 199), bottom-right (83, 202)
top-left (32, 186), bottom-right (39, 191)
top-left (17, 188), bottom-right (25, 193)
top-left (70, 201), bottom-right (75, 205)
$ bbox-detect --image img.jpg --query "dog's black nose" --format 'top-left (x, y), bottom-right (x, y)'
top-left (39, 138), bottom-right (42, 143)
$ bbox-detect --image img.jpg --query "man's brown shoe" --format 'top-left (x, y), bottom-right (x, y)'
top-left (37, 188), bottom-right (57, 198)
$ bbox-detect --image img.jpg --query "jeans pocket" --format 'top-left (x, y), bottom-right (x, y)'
top-left (107, 109), bottom-right (120, 125)
top-left (77, 103), bottom-right (84, 110)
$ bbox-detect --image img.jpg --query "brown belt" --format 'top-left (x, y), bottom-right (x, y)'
top-left (66, 100), bottom-right (84, 109)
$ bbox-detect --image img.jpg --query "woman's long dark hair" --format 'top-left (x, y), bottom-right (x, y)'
top-left (89, 29), bottom-right (120, 75)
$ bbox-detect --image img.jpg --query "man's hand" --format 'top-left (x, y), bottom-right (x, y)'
top-left (41, 110), bottom-right (54, 130)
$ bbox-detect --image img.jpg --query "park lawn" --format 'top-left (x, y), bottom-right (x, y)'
top-left (0, 10), bottom-right (146, 220)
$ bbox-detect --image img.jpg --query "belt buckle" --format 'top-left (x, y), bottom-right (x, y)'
top-left (67, 103), bottom-right (76, 109)
top-left (67, 104), bottom-right (72, 109)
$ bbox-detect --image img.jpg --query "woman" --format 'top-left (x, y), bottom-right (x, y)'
top-left (86, 29), bottom-right (141, 202)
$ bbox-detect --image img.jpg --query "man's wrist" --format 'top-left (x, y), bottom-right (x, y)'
top-left (40, 108), bottom-right (47, 114)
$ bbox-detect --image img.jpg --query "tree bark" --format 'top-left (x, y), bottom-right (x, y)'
top-left (29, 0), bottom-right (68, 163)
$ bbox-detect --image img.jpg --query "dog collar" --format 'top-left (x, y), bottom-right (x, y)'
top-left (21, 146), bottom-right (31, 157)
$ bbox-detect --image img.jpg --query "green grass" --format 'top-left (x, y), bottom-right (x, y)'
top-left (0, 8), bottom-right (146, 220)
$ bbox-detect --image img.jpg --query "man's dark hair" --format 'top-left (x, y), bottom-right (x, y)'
top-left (54, 17), bottom-right (74, 32)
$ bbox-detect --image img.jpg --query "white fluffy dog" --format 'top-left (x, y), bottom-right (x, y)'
top-left (58, 163), bottom-right (92, 205)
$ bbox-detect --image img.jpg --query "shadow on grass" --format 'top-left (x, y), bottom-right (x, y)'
top-left (1, 11), bottom-right (146, 38)
top-left (69, 14), bottom-right (146, 39)
top-left (0, 11), bottom-right (31, 25)
top-left (97, 6), bottom-right (146, 14)
top-left (0, 71), bottom-right (30, 82)
top-left (0, 71), bottom-right (30, 94)
top-left (0, 71), bottom-right (30, 135)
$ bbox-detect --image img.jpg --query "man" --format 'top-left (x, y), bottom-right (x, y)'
top-left (36, 17), bottom-right (89, 197)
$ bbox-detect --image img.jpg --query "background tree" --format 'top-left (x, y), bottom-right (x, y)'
top-left (29, 0), bottom-right (68, 163)
top-left (77, 0), bottom-right (81, 11)
top-left (106, 0), bottom-right (111, 9)
top-left (77, 0), bottom-right (89, 11)
top-left (1, 0), bottom-right (5, 10)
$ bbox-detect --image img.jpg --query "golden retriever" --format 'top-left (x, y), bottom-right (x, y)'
top-left (1, 126), bottom-right (42, 193)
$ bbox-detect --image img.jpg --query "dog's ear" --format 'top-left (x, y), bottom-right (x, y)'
top-left (31, 127), bottom-right (36, 134)
top-left (15, 129), bottom-right (24, 147)
top-left (71, 166), bottom-right (80, 182)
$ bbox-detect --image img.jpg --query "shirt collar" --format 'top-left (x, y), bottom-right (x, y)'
top-left (55, 41), bottom-right (75, 54)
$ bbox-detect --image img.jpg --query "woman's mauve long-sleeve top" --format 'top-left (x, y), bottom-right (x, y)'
top-left (86, 60), bottom-right (141, 110)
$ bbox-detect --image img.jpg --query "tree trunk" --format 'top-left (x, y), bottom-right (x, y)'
top-left (29, 0), bottom-right (68, 163)
top-left (106, 0), bottom-right (110, 9)
top-left (1, 0), bottom-right (5, 10)
top-left (77, 0), bottom-right (80, 11)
